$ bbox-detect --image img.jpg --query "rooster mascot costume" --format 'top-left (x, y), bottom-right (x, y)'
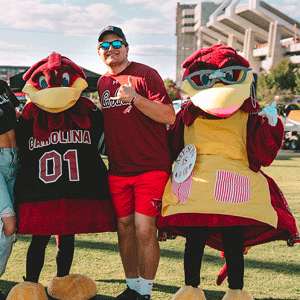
top-left (157, 45), bottom-right (299, 300)
top-left (7, 53), bottom-right (116, 300)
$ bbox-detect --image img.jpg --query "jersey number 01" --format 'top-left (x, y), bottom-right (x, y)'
top-left (39, 149), bottom-right (79, 183)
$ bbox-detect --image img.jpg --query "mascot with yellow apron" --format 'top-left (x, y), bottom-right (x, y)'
top-left (157, 44), bottom-right (299, 300)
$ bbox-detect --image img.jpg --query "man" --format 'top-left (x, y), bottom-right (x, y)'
top-left (97, 26), bottom-right (175, 299)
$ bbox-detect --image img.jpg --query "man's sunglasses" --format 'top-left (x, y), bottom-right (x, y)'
top-left (98, 40), bottom-right (126, 50)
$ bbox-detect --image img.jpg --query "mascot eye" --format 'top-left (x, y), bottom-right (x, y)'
top-left (224, 70), bottom-right (234, 82)
top-left (62, 73), bottom-right (70, 87)
top-left (199, 74), bottom-right (210, 86)
top-left (39, 76), bottom-right (48, 89)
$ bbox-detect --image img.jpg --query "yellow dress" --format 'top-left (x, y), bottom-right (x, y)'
top-left (161, 109), bottom-right (278, 228)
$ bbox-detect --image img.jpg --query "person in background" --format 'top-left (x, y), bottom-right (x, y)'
top-left (97, 26), bottom-right (175, 299)
top-left (0, 80), bottom-right (19, 300)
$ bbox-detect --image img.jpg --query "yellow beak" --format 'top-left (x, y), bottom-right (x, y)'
top-left (180, 72), bottom-right (253, 117)
top-left (22, 77), bottom-right (88, 113)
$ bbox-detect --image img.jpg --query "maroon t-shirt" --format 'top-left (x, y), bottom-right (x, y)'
top-left (97, 62), bottom-right (173, 176)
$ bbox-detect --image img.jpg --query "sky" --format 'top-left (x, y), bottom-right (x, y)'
top-left (1, 0), bottom-right (300, 82)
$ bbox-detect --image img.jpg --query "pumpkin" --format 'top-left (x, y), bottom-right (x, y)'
top-left (6, 282), bottom-right (48, 300)
top-left (171, 286), bottom-right (207, 300)
top-left (47, 274), bottom-right (98, 300)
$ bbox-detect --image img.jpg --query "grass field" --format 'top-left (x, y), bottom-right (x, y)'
top-left (0, 154), bottom-right (300, 300)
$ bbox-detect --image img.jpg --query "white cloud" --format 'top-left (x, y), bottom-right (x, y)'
top-left (34, 19), bottom-right (56, 30)
top-left (129, 44), bottom-right (176, 57)
top-left (124, 0), bottom-right (195, 6)
top-left (282, 0), bottom-right (299, 4)
top-left (0, 51), bottom-right (32, 66)
top-left (123, 0), bottom-right (148, 3)
top-left (271, 3), bottom-right (300, 21)
top-left (123, 0), bottom-right (197, 20)
top-left (84, 3), bottom-right (117, 20)
top-left (0, 41), bottom-right (23, 50)
top-left (63, 28), bottom-right (97, 37)
top-left (121, 18), bottom-right (173, 37)
top-left (0, 0), bottom-right (115, 36)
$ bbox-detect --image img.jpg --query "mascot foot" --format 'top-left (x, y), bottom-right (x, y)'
top-left (171, 286), bottom-right (207, 300)
top-left (6, 282), bottom-right (48, 300)
top-left (47, 274), bottom-right (98, 300)
top-left (222, 289), bottom-right (254, 300)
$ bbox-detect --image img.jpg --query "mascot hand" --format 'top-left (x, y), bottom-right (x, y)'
top-left (258, 101), bottom-right (278, 126)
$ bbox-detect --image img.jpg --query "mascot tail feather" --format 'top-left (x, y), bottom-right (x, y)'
top-left (217, 262), bottom-right (228, 286)
top-left (217, 247), bottom-right (251, 286)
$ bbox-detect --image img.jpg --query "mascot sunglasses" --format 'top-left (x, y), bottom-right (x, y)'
top-left (98, 40), bottom-right (126, 50)
top-left (183, 66), bottom-right (252, 90)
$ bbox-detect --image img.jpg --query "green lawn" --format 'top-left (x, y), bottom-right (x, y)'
top-left (1, 155), bottom-right (299, 299)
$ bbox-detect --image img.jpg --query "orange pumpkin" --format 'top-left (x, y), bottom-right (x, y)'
top-left (47, 274), bottom-right (98, 300)
top-left (6, 282), bottom-right (48, 300)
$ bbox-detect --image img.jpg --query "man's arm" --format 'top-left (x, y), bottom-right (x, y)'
top-left (131, 97), bottom-right (175, 125)
top-left (110, 76), bottom-right (176, 125)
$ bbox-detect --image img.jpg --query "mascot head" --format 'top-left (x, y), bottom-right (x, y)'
top-left (181, 44), bottom-right (254, 117)
top-left (22, 52), bottom-right (88, 113)
top-left (21, 53), bottom-right (95, 141)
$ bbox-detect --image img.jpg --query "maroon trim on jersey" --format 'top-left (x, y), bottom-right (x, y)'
top-left (17, 198), bottom-right (117, 235)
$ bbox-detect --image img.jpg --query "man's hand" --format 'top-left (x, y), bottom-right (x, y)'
top-left (110, 76), bottom-right (136, 103)
top-left (258, 101), bottom-right (278, 126)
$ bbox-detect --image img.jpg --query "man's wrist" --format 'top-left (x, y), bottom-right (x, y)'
top-left (123, 94), bottom-right (139, 114)
top-left (131, 94), bottom-right (139, 106)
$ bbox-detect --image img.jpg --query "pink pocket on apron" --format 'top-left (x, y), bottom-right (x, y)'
top-left (214, 170), bottom-right (251, 203)
top-left (171, 171), bottom-right (194, 203)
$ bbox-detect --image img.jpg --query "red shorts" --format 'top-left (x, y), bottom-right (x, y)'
top-left (108, 171), bottom-right (170, 219)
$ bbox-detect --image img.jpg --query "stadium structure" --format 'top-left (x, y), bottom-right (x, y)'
top-left (176, 0), bottom-right (300, 86)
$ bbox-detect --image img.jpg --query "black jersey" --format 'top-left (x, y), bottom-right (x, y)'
top-left (0, 80), bottom-right (18, 135)
top-left (14, 109), bottom-right (110, 204)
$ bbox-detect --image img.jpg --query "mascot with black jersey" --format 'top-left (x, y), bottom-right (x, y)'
top-left (157, 44), bottom-right (300, 300)
top-left (8, 53), bottom-right (116, 300)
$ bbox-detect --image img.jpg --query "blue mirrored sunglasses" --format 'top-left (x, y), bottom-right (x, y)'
top-left (183, 66), bottom-right (252, 90)
top-left (99, 40), bottom-right (126, 50)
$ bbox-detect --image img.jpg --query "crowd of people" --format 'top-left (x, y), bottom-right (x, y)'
top-left (0, 25), bottom-right (298, 300)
